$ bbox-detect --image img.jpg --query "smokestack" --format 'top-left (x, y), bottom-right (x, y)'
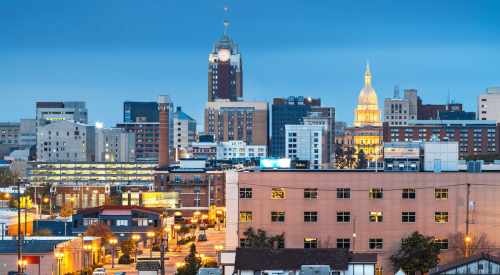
top-left (158, 95), bottom-right (171, 168)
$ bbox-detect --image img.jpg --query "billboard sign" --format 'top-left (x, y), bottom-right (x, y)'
top-left (142, 192), bottom-right (178, 208)
top-left (260, 159), bottom-right (291, 169)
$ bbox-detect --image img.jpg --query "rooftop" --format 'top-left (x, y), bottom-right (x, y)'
top-left (0, 239), bottom-right (66, 254)
top-left (76, 205), bottom-right (163, 215)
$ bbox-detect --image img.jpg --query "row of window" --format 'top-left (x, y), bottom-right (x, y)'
top-left (240, 188), bottom-right (449, 200)
top-left (239, 211), bottom-right (449, 223)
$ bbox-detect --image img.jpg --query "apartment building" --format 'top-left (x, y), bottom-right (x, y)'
top-left (0, 122), bottom-right (20, 145)
top-left (286, 125), bottom-right (326, 169)
top-left (477, 88), bottom-right (500, 122)
top-left (173, 107), bottom-right (196, 160)
top-left (95, 127), bottom-right (135, 162)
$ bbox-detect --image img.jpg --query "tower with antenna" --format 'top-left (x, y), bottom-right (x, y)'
top-left (394, 85), bottom-right (400, 99)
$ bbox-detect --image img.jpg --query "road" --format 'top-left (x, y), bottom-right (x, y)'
top-left (103, 227), bottom-right (226, 275)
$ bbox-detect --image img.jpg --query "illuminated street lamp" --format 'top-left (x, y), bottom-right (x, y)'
top-left (176, 262), bottom-right (186, 268)
top-left (147, 232), bottom-right (155, 259)
top-left (216, 210), bottom-right (222, 231)
top-left (133, 235), bottom-right (141, 263)
top-left (164, 227), bottom-right (171, 252)
top-left (1, 193), bottom-right (9, 208)
top-left (109, 239), bottom-right (118, 268)
top-left (174, 225), bottom-right (181, 247)
top-left (55, 253), bottom-right (64, 275)
top-left (83, 245), bottom-right (92, 275)
top-left (18, 260), bottom-right (27, 275)
top-left (466, 236), bottom-right (471, 257)
top-left (44, 197), bottom-right (52, 218)
top-left (202, 215), bottom-right (208, 234)
top-left (215, 245), bottom-right (223, 263)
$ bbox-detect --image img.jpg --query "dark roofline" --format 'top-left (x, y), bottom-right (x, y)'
top-left (429, 253), bottom-right (500, 275)
top-left (76, 205), bottom-right (163, 215)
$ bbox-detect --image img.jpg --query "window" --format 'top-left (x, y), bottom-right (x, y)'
top-left (369, 188), bottom-right (383, 199)
top-left (304, 188), bottom-right (318, 199)
top-left (271, 188), bottom-right (285, 199)
top-left (337, 212), bottom-right (350, 223)
top-left (435, 189), bottom-right (448, 199)
top-left (369, 212), bottom-right (383, 222)
top-left (435, 212), bottom-right (449, 223)
top-left (337, 239), bottom-right (350, 249)
top-left (240, 188), bottom-right (252, 199)
top-left (402, 189), bottom-right (416, 199)
top-left (240, 212), bottom-right (252, 222)
top-left (304, 238), bottom-right (317, 249)
top-left (271, 211), bottom-right (285, 222)
top-left (174, 175), bottom-right (181, 182)
top-left (194, 199), bottom-right (200, 206)
top-left (402, 212), bottom-right (416, 223)
top-left (376, 267), bottom-right (383, 275)
top-left (116, 220), bottom-right (128, 226)
top-left (194, 187), bottom-right (201, 194)
top-left (174, 187), bottom-right (181, 193)
top-left (435, 239), bottom-right (449, 250)
top-left (132, 212), bottom-right (148, 226)
top-left (369, 239), bottom-right (383, 250)
top-left (337, 188), bottom-right (350, 199)
top-left (304, 212), bottom-right (318, 222)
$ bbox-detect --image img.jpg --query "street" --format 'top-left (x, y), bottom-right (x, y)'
top-left (103, 227), bottom-right (226, 275)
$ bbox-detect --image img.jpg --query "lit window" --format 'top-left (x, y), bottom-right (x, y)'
top-left (239, 188), bottom-right (252, 199)
top-left (369, 239), bottom-right (383, 250)
top-left (435, 189), bottom-right (449, 200)
top-left (369, 188), bottom-right (383, 199)
top-left (271, 211), bottom-right (285, 223)
top-left (271, 188), bottom-right (285, 199)
top-left (240, 211), bottom-right (252, 222)
top-left (435, 212), bottom-right (448, 223)
top-left (375, 267), bottom-right (383, 275)
top-left (304, 238), bottom-right (317, 249)
top-left (369, 212), bottom-right (383, 223)
top-left (402, 189), bottom-right (416, 199)
top-left (304, 188), bottom-right (318, 199)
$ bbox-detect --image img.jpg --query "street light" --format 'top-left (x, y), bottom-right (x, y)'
top-left (176, 262), bottom-right (185, 268)
top-left (215, 245), bottom-right (223, 263)
top-left (18, 260), bottom-right (27, 275)
top-left (466, 236), bottom-right (471, 257)
top-left (83, 245), bottom-right (92, 275)
top-left (55, 253), bottom-right (64, 275)
top-left (133, 235), bottom-right (141, 263)
top-left (1, 193), bottom-right (9, 208)
top-left (216, 210), bottom-right (222, 231)
top-left (202, 215), bottom-right (208, 234)
top-left (109, 239), bottom-right (118, 269)
top-left (190, 219), bottom-right (197, 240)
top-left (164, 228), bottom-right (171, 252)
top-left (174, 225), bottom-right (181, 247)
top-left (147, 232), bottom-right (155, 259)
top-left (44, 197), bottom-right (52, 218)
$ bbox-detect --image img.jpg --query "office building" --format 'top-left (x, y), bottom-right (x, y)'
top-left (225, 168), bottom-right (500, 275)
top-left (477, 88), bottom-right (500, 122)
top-left (272, 96), bottom-right (321, 158)
top-left (36, 121), bottom-right (95, 161)
top-left (173, 106), bottom-right (196, 160)
top-left (383, 120), bottom-right (499, 158)
top-left (20, 119), bottom-right (37, 147)
top-left (286, 125), bottom-right (326, 169)
top-left (192, 141), bottom-right (223, 160)
top-left (304, 108), bottom-right (335, 166)
top-left (0, 122), bottom-right (20, 145)
top-left (417, 99), bottom-right (462, 120)
top-left (36, 101), bottom-right (88, 126)
top-left (383, 89), bottom-right (417, 126)
top-left (208, 10), bottom-right (243, 102)
top-left (205, 100), bottom-right (269, 147)
top-left (95, 127), bottom-right (135, 162)
top-left (123, 101), bottom-right (159, 123)
top-left (435, 110), bottom-right (476, 120)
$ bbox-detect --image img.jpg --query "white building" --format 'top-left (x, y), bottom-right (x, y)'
top-left (20, 119), bottom-right (37, 147)
top-left (192, 140), bottom-right (266, 160)
top-left (477, 88), bottom-right (500, 122)
top-left (37, 121), bottom-right (95, 162)
top-left (173, 107), bottom-right (197, 160)
top-left (95, 127), bottom-right (135, 162)
top-left (285, 125), bottom-right (324, 169)
top-left (36, 101), bottom-right (88, 126)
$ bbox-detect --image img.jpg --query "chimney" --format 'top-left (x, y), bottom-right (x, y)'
top-left (158, 95), bottom-right (171, 168)
top-left (273, 241), bottom-right (278, 250)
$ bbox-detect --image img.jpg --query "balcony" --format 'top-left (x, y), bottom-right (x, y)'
top-left (168, 181), bottom-right (186, 185)
top-left (188, 180), bottom-right (208, 185)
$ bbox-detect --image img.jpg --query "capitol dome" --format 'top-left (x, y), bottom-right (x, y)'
top-left (357, 62), bottom-right (378, 106)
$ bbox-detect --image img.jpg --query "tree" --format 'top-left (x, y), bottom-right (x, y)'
top-left (356, 149), bottom-right (367, 169)
top-left (32, 228), bottom-right (52, 236)
top-left (59, 202), bottom-right (73, 217)
top-left (345, 147), bottom-right (356, 168)
top-left (102, 196), bottom-right (113, 206)
top-left (24, 186), bottom-right (35, 199)
top-left (201, 257), bottom-right (218, 268)
top-left (448, 231), bottom-right (496, 261)
top-left (318, 235), bottom-right (336, 248)
top-left (389, 231), bottom-right (441, 275)
top-left (0, 168), bottom-right (18, 186)
top-left (120, 239), bottom-right (136, 256)
top-left (40, 183), bottom-right (52, 199)
top-left (178, 226), bottom-right (191, 240)
top-left (335, 144), bottom-right (346, 169)
top-left (175, 243), bottom-right (202, 275)
top-left (84, 222), bottom-right (113, 245)
top-left (463, 153), bottom-right (500, 162)
top-left (111, 195), bottom-right (122, 205)
top-left (10, 197), bottom-right (33, 209)
top-left (242, 227), bottom-right (285, 248)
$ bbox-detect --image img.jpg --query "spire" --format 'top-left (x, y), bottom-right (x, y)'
top-left (224, 8), bottom-right (228, 36)
top-left (364, 60), bottom-right (371, 86)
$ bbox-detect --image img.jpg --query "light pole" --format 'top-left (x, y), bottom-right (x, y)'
top-left (147, 232), bottom-right (155, 259)
top-left (176, 262), bottom-right (185, 269)
top-left (164, 228), bottom-right (170, 252)
top-left (466, 236), bottom-right (471, 257)
top-left (190, 219), bottom-right (196, 240)
top-left (215, 245), bottom-right (223, 263)
top-left (109, 239), bottom-right (117, 269)
top-left (55, 253), bottom-right (64, 275)
top-left (202, 215), bottom-right (208, 234)
top-left (83, 245), bottom-right (92, 275)
top-left (18, 259), bottom-right (27, 275)
top-left (216, 210), bottom-right (222, 231)
top-left (44, 197), bottom-right (52, 218)
top-left (1, 193), bottom-right (9, 208)
top-left (133, 235), bottom-right (141, 263)
top-left (174, 225), bottom-right (181, 247)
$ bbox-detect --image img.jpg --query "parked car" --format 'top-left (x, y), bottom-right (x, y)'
top-left (198, 234), bottom-right (207, 241)
top-left (93, 268), bottom-right (107, 275)
top-left (114, 273), bottom-right (126, 275)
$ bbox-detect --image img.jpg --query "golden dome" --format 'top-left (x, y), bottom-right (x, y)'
top-left (358, 61), bottom-right (378, 106)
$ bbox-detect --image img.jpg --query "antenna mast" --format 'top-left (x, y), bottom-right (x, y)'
top-left (224, 8), bottom-right (228, 36)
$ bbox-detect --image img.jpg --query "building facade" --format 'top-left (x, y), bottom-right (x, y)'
top-left (95, 127), bottom-right (135, 162)
top-left (271, 96), bottom-right (321, 158)
top-left (20, 119), bottom-right (37, 147)
top-left (36, 121), bottom-right (95, 162)
top-left (208, 12), bottom-right (243, 102)
top-left (173, 107), bottom-right (196, 160)
top-left (0, 122), bottom-right (20, 145)
top-left (286, 125), bottom-right (325, 169)
top-left (226, 169), bottom-right (500, 275)
top-left (36, 101), bottom-right (88, 127)
top-left (124, 101), bottom-right (160, 123)
top-left (192, 142), bottom-right (223, 160)
top-left (205, 100), bottom-right (269, 147)
top-left (417, 99), bottom-right (462, 120)
top-left (477, 88), bottom-right (500, 122)
top-left (383, 89), bottom-right (417, 126)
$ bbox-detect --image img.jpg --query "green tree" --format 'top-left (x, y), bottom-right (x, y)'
top-left (40, 183), bottom-right (53, 199)
top-left (242, 227), bottom-right (285, 248)
top-left (356, 149), bottom-right (367, 169)
top-left (335, 144), bottom-right (346, 169)
top-left (24, 186), bottom-right (35, 199)
top-left (111, 195), bottom-right (122, 205)
top-left (463, 153), bottom-right (500, 162)
top-left (178, 226), bottom-right (191, 240)
top-left (0, 168), bottom-right (19, 186)
top-left (201, 257), bottom-right (218, 268)
top-left (32, 228), bottom-right (52, 236)
top-left (175, 243), bottom-right (202, 275)
top-left (389, 231), bottom-right (441, 275)
top-left (345, 147), bottom-right (356, 168)
top-left (120, 239), bottom-right (136, 256)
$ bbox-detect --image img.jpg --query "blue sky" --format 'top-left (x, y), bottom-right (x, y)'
top-left (1, 1), bottom-right (499, 132)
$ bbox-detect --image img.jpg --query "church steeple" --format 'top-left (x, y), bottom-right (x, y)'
top-left (364, 60), bottom-right (371, 86)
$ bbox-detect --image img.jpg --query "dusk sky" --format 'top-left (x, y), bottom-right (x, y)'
top-left (1, 1), bottom-right (499, 132)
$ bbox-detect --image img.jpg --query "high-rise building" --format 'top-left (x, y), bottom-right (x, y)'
top-left (36, 101), bottom-right (88, 127)
top-left (20, 119), bottom-right (37, 147)
top-left (95, 127), bottom-right (135, 162)
top-left (208, 9), bottom-right (243, 102)
top-left (285, 125), bottom-right (325, 169)
top-left (271, 96), bottom-right (321, 158)
top-left (478, 88), bottom-right (500, 122)
top-left (123, 101), bottom-right (159, 123)
top-left (173, 107), bottom-right (196, 160)
top-left (205, 100), bottom-right (269, 147)
top-left (383, 89), bottom-right (417, 126)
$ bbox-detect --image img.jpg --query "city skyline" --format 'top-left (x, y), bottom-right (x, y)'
top-left (1, 1), bottom-right (499, 130)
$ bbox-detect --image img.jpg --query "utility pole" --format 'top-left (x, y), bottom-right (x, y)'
top-left (0, 222), bottom-right (5, 240)
top-left (17, 179), bottom-right (21, 275)
top-left (353, 215), bottom-right (356, 253)
top-left (466, 183), bottom-right (471, 257)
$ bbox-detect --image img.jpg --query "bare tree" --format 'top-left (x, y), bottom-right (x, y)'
top-left (448, 231), bottom-right (496, 260)
top-left (318, 235), bottom-right (336, 248)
